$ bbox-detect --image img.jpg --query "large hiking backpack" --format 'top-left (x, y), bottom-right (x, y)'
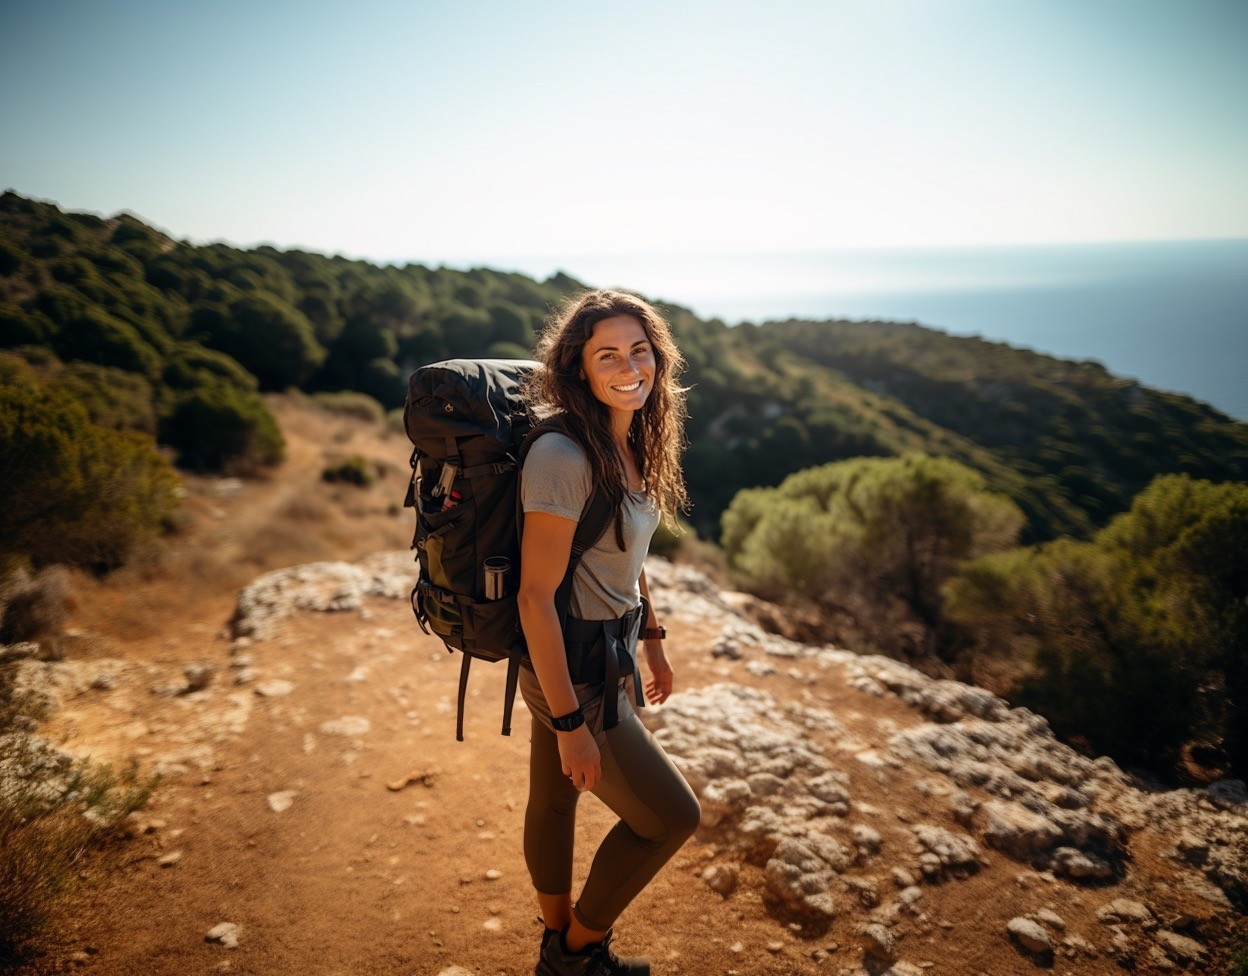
top-left (402, 358), bottom-right (613, 741)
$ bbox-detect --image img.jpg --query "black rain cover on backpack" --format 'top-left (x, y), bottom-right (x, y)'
top-left (403, 359), bottom-right (611, 740)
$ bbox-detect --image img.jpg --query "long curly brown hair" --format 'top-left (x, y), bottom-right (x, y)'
top-left (523, 289), bottom-right (691, 547)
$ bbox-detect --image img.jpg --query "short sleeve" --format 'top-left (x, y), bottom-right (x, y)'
top-left (521, 432), bottom-right (592, 522)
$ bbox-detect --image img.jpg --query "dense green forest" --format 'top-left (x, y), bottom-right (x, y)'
top-left (3, 190), bottom-right (1247, 564)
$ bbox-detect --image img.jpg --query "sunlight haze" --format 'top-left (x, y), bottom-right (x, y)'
top-left (2, 0), bottom-right (1245, 261)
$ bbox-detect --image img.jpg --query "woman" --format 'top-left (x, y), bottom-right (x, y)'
top-left (517, 289), bottom-right (702, 976)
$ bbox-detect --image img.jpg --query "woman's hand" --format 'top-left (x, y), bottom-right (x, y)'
top-left (558, 725), bottom-right (601, 792)
top-left (642, 638), bottom-right (673, 704)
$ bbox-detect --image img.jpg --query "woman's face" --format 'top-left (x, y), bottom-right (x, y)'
top-left (580, 315), bottom-right (655, 415)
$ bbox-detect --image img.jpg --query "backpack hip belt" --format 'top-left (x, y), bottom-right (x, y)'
top-left (557, 598), bottom-right (648, 733)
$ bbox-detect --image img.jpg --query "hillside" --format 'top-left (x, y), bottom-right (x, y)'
top-left (4, 190), bottom-right (1247, 550)
top-left (2, 395), bottom-right (1244, 974)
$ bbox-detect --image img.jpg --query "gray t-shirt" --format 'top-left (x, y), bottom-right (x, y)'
top-left (521, 431), bottom-right (660, 620)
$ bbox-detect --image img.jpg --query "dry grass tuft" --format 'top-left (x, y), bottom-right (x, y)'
top-left (0, 673), bottom-right (156, 964)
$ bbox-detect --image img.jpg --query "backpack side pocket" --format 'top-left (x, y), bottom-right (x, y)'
top-left (417, 497), bottom-right (476, 592)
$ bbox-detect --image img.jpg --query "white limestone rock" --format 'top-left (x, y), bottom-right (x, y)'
top-left (1007, 916), bottom-right (1053, 953)
top-left (702, 862), bottom-right (739, 896)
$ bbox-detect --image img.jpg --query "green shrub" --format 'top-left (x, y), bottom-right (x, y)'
top-left (0, 237), bottom-right (23, 276)
top-left (160, 381), bottom-right (284, 473)
top-left (0, 304), bottom-right (52, 346)
top-left (356, 356), bottom-right (405, 406)
top-left (722, 454), bottom-right (1024, 657)
top-left (310, 390), bottom-right (384, 423)
top-left (486, 341), bottom-right (533, 361)
top-left (384, 406), bottom-right (406, 435)
top-left (332, 316), bottom-right (398, 362)
top-left (649, 514), bottom-right (701, 560)
top-left (190, 295), bottom-right (325, 390)
top-left (162, 342), bottom-right (258, 392)
top-left (52, 362), bottom-right (156, 434)
top-left (945, 474), bottom-right (1248, 775)
top-left (0, 359), bottom-right (180, 570)
top-left (322, 455), bottom-right (377, 486)
top-left (49, 303), bottom-right (162, 378)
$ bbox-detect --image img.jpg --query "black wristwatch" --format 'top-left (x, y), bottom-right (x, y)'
top-left (552, 706), bottom-right (586, 732)
top-left (642, 626), bottom-right (666, 641)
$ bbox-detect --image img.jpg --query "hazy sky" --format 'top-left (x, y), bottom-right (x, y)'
top-left (2, 0), bottom-right (1245, 261)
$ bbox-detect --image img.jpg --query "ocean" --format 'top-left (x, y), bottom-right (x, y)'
top-left (476, 239), bottom-right (1248, 422)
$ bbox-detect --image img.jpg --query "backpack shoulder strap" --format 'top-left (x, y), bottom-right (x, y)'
top-left (515, 419), bottom-right (615, 626)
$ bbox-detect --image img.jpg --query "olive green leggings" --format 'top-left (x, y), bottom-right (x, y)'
top-left (524, 711), bottom-right (702, 931)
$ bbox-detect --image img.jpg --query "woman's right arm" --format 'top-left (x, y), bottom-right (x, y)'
top-left (517, 510), bottom-right (602, 792)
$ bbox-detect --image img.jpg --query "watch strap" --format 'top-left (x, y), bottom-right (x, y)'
top-left (551, 706), bottom-right (586, 732)
top-left (641, 626), bottom-right (666, 641)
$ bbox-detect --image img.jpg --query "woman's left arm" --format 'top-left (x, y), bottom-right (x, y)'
top-left (638, 567), bottom-right (673, 704)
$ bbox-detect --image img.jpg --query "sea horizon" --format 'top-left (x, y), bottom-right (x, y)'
top-left (434, 237), bottom-right (1248, 422)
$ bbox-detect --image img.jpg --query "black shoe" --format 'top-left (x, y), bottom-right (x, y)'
top-left (536, 925), bottom-right (650, 976)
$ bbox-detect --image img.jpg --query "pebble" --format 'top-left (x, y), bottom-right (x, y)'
top-left (255, 680), bottom-right (295, 697)
top-left (859, 923), bottom-right (895, 960)
top-left (157, 850), bottom-right (183, 867)
top-left (1034, 908), bottom-right (1066, 931)
top-left (484, 868), bottom-right (502, 880)
top-left (1007, 917), bottom-right (1053, 953)
top-left (268, 791), bottom-right (297, 813)
top-left (482, 918), bottom-right (503, 933)
top-left (184, 662), bottom-right (215, 692)
top-left (206, 922), bottom-right (240, 948)
top-left (1154, 930), bottom-right (1205, 962)
top-left (1097, 898), bottom-right (1153, 924)
top-left (702, 863), bottom-right (739, 896)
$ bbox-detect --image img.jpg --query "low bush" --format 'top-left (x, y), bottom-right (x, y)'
top-left (160, 381), bottom-right (284, 473)
top-left (162, 343), bottom-right (258, 393)
top-left (946, 474), bottom-right (1248, 777)
top-left (190, 295), bottom-right (325, 390)
top-left (52, 362), bottom-right (156, 434)
top-left (385, 406), bottom-right (406, 435)
top-left (722, 454), bottom-right (1024, 658)
top-left (0, 358), bottom-right (180, 571)
top-left (322, 455), bottom-right (377, 486)
top-left (310, 390), bottom-right (384, 423)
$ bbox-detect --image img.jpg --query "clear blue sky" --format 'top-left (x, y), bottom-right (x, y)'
top-left (2, 0), bottom-right (1245, 261)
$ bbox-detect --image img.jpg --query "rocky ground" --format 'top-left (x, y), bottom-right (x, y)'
top-left (5, 549), bottom-right (1247, 976)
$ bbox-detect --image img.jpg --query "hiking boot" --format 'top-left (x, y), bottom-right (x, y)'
top-left (536, 925), bottom-right (650, 976)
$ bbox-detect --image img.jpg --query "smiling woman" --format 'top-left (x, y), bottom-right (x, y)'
top-left (513, 290), bottom-right (698, 975)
